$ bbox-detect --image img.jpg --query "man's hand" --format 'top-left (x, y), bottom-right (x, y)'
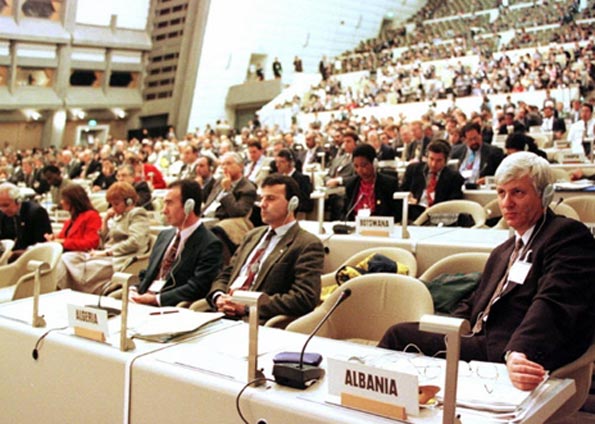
top-left (506, 351), bottom-right (546, 391)
top-left (570, 169), bottom-right (584, 181)
top-left (130, 292), bottom-right (158, 306)
top-left (326, 178), bottom-right (340, 188)
top-left (215, 294), bottom-right (247, 317)
top-left (220, 176), bottom-right (232, 191)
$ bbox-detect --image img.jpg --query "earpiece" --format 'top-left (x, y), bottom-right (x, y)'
top-left (184, 198), bottom-right (196, 216)
top-left (125, 198), bottom-right (134, 206)
top-left (541, 184), bottom-right (554, 209)
top-left (287, 196), bottom-right (299, 213)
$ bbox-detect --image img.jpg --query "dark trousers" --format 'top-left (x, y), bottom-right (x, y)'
top-left (378, 322), bottom-right (488, 362)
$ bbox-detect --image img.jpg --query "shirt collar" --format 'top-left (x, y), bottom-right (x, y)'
top-left (269, 221), bottom-right (296, 239)
top-left (179, 219), bottom-right (202, 241)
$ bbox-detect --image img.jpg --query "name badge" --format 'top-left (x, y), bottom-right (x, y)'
top-left (148, 279), bottom-right (167, 293)
top-left (509, 260), bottom-right (531, 285)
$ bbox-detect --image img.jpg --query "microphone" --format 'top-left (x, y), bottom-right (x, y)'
top-left (85, 278), bottom-right (122, 318)
top-left (551, 197), bottom-right (563, 211)
top-left (332, 193), bottom-right (364, 234)
top-left (272, 288), bottom-right (352, 389)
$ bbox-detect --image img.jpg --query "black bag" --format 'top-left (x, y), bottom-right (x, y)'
top-left (425, 212), bottom-right (475, 228)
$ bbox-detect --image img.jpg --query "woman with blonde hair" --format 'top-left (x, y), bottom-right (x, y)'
top-left (45, 184), bottom-right (101, 251)
top-left (57, 182), bottom-right (150, 294)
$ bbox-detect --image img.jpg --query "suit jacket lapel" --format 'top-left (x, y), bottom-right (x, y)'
top-left (251, 224), bottom-right (298, 291)
top-left (476, 238), bottom-right (515, 311)
top-left (229, 227), bottom-right (267, 284)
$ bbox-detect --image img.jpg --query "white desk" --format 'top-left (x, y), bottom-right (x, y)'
top-left (0, 290), bottom-right (195, 424)
top-left (300, 221), bottom-right (508, 275)
top-left (130, 323), bottom-right (575, 424)
top-left (0, 292), bottom-right (575, 424)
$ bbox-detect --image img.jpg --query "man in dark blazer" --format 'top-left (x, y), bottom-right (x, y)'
top-left (401, 140), bottom-right (464, 220)
top-left (202, 152), bottom-right (256, 220)
top-left (379, 152), bottom-right (595, 391)
top-left (207, 174), bottom-right (324, 321)
top-left (342, 144), bottom-right (400, 221)
top-left (275, 149), bottom-right (313, 213)
top-left (540, 104), bottom-right (566, 139)
top-left (132, 180), bottom-right (222, 307)
top-left (0, 182), bottom-right (52, 261)
top-left (451, 122), bottom-right (505, 184)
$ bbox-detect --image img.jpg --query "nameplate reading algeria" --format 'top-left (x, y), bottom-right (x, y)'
top-left (327, 358), bottom-right (419, 415)
top-left (67, 304), bottom-right (109, 343)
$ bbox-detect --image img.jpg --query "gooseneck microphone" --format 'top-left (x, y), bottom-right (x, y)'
top-left (272, 288), bottom-right (352, 389)
top-left (86, 279), bottom-right (122, 318)
top-left (333, 193), bottom-right (364, 234)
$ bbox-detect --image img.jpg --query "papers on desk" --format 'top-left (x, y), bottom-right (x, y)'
top-left (554, 179), bottom-right (595, 191)
top-left (129, 308), bottom-right (224, 343)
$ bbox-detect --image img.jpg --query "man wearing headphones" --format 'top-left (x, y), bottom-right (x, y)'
top-left (379, 152), bottom-right (595, 391)
top-left (0, 182), bottom-right (52, 261)
top-left (207, 174), bottom-right (324, 321)
top-left (132, 180), bottom-right (223, 306)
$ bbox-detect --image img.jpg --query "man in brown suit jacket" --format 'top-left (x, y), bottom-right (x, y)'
top-left (207, 174), bottom-right (324, 321)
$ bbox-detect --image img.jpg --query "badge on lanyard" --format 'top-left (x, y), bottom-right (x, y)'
top-left (509, 249), bottom-right (532, 285)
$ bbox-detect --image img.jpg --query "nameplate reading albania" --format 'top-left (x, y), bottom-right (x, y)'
top-left (327, 358), bottom-right (419, 415)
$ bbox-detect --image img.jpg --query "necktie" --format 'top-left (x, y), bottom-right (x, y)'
top-left (239, 229), bottom-right (276, 290)
top-left (159, 231), bottom-right (181, 280)
top-left (426, 173), bottom-right (437, 206)
top-left (466, 151), bottom-right (476, 170)
top-left (472, 238), bottom-right (524, 334)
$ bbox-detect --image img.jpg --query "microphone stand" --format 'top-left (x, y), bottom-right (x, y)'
top-left (273, 289), bottom-right (352, 389)
top-left (26, 259), bottom-right (49, 328)
top-left (111, 272), bottom-right (138, 352)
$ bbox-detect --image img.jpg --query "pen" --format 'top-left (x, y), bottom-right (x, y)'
top-left (149, 310), bottom-right (179, 316)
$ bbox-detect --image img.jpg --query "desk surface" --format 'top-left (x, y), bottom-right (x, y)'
top-left (131, 323), bottom-right (574, 424)
top-left (300, 221), bottom-right (509, 275)
top-left (0, 291), bottom-right (575, 424)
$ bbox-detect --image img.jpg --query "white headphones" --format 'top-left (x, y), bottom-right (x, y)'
top-left (287, 195), bottom-right (299, 213)
top-left (184, 198), bottom-right (196, 216)
top-left (125, 198), bottom-right (134, 207)
top-left (541, 184), bottom-right (554, 209)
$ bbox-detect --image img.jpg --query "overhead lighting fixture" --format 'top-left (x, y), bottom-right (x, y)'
top-left (113, 108), bottom-right (126, 119)
top-left (71, 109), bottom-right (86, 120)
top-left (23, 109), bottom-right (42, 121)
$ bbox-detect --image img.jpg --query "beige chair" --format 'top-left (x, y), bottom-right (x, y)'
top-left (561, 196), bottom-right (595, 222)
top-left (552, 203), bottom-right (580, 220)
top-left (107, 234), bottom-right (157, 298)
top-left (286, 273), bottom-right (434, 345)
top-left (413, 200), bottom-right (487, 228)
top-left (546, 334), bottom-right (595, 424)
top-left (320, 246), bottom-right (418, 291)
top-left (0, 239), bottom-right (15, 266)
top-left (551, 168), bottom-right (571, 182)
top-left (419, 252), bottom-right (490, 284)
top-left (91, 197), bottom-right (109, 213)
top-left (0, 242), bottom-right (63, 302)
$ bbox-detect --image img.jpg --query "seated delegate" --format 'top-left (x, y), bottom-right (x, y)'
top-left (45, 184), bottom-right (102, 252)
top-left (379, 152), bottom-right (595, 390)
top-left (57, 182), bottom-right (150, 294)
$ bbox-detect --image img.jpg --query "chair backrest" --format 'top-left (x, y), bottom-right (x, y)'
top-left (0, 239), bottom-right (15, 266)
top-left (551, 168), bottom-right (570, 182)
top-left (552, 203), bottom-right (580, 220)
top-left (547, 333), bottom-right (595, 423)
top-left (11, 242), bottom-right (63, 300)
top-left (330, 246), bottom-right (418, 280)
top-left (413, 200), bottom-right (487, 228)
top-left (287, 273), bottom-right (434, 344)
top-left (118, 234), bottom-right (157, 275)
top-left (483, 198), bottom-right (501, 221)
top-left (419, 252), bottom-right (491, 283)
top-left (561, 196), bottom-right (595, 222)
